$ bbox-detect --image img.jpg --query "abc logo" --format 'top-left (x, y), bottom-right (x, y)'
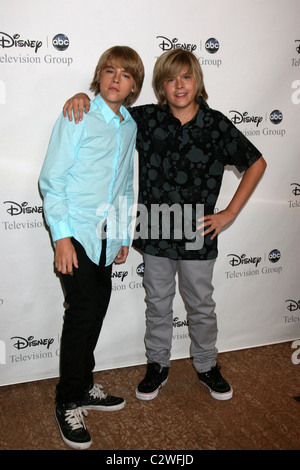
top-left (268, 249), bottom-right (281, 263)
top-left (269, 110), bottom-right (283, 125)
top-left (136, 263), bottom-right (144, 277)
top-left (205, 38), bottom-right (219, 54)
top-left (52, 34), bottom-right (69, 51)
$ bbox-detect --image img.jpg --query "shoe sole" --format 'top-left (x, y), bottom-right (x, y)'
top-left (82, 400), bottom-right (126, 411)
top-left (54, 410), bottom-right (92, 450)
top-left (199, 381), bottom-right (233, 401)
top-left (135, 378), bottom-right (168, 401)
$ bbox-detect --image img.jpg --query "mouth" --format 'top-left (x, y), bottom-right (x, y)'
top-left (175, 92), bottom-right (187, 98)
top-left (108, 87), bottom-right (119, 92)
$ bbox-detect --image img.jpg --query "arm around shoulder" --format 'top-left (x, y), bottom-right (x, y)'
top-left (63, 93), bottom-right (91, 123)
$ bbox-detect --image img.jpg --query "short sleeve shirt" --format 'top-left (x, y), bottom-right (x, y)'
top-left (130, 98), bottom-right (262, 260)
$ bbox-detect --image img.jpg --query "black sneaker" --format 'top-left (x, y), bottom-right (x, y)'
top-left (136, 362), bottom-right (169, 401)
top-left (197, 364), bottom-right (233, 401)
top-left (81, 384), bottom-right (125, 411)
top-left (54, 403), bottom-right (92, 450)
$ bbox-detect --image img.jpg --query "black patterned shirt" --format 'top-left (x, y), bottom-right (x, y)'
top-left (130, 98), bottom-right (262, 260)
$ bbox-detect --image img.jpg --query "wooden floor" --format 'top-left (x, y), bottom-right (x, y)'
top-left (0, 341), bottom-right (299, 452)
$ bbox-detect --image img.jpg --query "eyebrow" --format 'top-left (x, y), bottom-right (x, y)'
top-left (105, 64), bottom-right (131, 73)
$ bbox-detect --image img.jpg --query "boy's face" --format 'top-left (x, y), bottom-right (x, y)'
top-left (163, 67), bottom-right (198, 116)
top-left (99, 61), bottom-right (135, 111)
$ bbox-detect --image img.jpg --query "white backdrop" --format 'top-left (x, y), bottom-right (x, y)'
top-left (1, 0), bottom-right (299, 386)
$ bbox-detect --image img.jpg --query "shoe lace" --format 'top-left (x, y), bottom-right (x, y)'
top-left (65, 407), bottom-right (88, 430)
top-left (205, 365), bottom-right (223, 383)
top-left (89, 383), bottom-right (107, 400)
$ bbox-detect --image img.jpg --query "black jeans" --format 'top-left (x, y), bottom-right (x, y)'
top-left (56, 238), bottom-right (112, 405)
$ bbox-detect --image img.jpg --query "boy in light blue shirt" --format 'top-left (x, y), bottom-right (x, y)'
top-left (39, 46), bottom-right (144, 450)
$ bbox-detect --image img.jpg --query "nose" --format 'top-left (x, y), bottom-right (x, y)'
top-left (113, 71), bottom-right (121, 83)
top-left (175, 76), bottom-right (184, 88)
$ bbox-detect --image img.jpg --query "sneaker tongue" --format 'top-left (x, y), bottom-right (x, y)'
top-left (66, 402), bottom-right (78, 410)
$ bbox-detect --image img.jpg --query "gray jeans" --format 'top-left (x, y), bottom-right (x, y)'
top-left (143, 254), bottom-right (218, 373)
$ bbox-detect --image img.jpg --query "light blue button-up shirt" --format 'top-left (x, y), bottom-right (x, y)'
top-left (39, 94), bottom-right (136, 266)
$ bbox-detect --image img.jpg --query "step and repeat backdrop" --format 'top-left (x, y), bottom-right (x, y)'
top-left (1, 0), bottom-right (299, 386)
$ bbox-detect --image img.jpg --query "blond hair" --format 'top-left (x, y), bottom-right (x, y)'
top-left (90, 46), bottom-right (144, 107)
top-left (152, 49), bottom-right (208, 108)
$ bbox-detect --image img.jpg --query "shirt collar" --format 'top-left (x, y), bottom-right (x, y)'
top-left (197, 95), bottom-right (210, 111)
top-left (164, 100), bottom-right (204, 127)
top-left (94, 94), bottom-right (132, 124)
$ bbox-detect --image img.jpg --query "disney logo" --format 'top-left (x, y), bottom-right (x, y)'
top-left (291, 183), bottom-right (300, 196)
top-left (285, 300), bottom-right (300, 312)
top-left (173, 316), bottom-right (189, 327)
top-left (0, 32), bottom-right (42, 53)
top-left (4, 201), bottom-right (43, 216)
top-left (156, 36), bottom-right (197, 52)
top-left (227, 253), bottom-right (262, 267)
top-left (111, 270), bottom-right (128, 282)
top-left (229, 110), bottom-right (263, 127)
top-left (11, 335), bottom-right (54, 350)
